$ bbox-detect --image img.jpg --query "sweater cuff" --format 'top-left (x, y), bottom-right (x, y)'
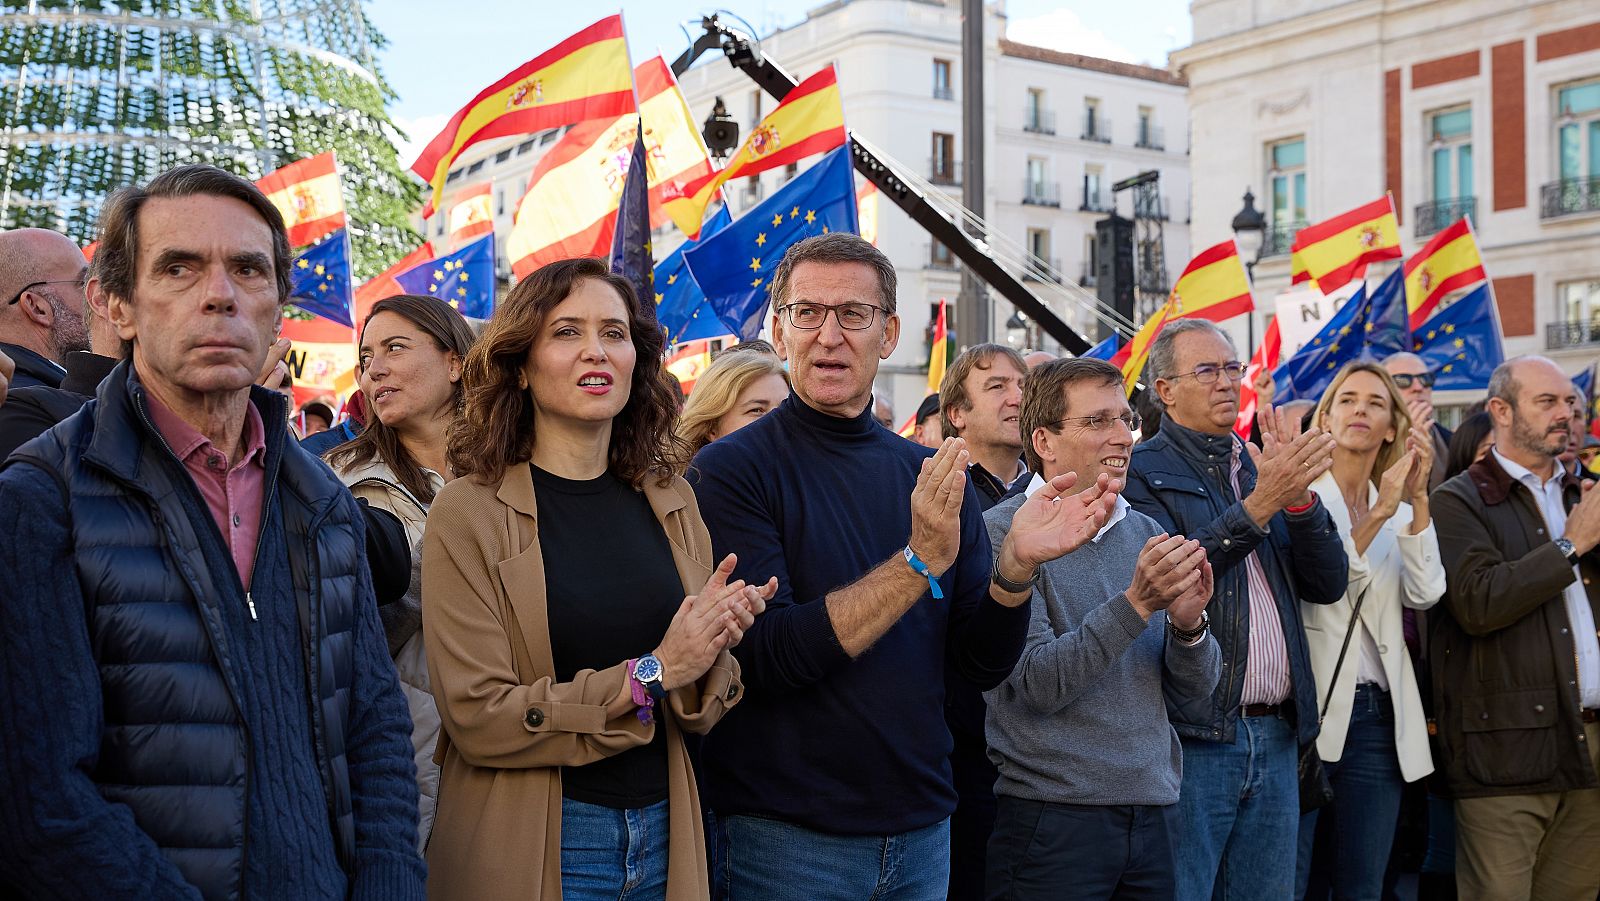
top-left (349, 854), bottom-right (426, 901)
top-left (1109, 595), bottom-right (1150, 642)
top-left (801, 591), bottom-right (853, 670)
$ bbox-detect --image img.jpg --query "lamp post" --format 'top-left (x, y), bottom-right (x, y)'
top-left (1231, 188), bottom-right (1267, 351)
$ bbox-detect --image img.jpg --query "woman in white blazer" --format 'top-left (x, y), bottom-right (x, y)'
top-left (1294, 361), bottom-right (1445, 900)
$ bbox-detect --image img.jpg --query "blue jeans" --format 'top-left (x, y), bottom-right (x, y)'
top-left (1295, 684), bottom-right (1405, 900)
top-left (560, 796), bottom-right (669, 901)
top-left (1175, 709), bottom-right (1300, 901)
top-left (714, 813), bottom-right (950, 901)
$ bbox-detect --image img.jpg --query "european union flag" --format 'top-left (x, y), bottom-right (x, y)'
top-left (289, 228), bottom-right (354, 327)
top-left (1362, 267), bottom-right (1409, 359)
top-left (1272, 268), bottom-right (1413, 403)
top-left (684, 144), bottom-right (859, 341)
top-left (1412, 283), bottom-right (1503, 391)
top-left (611, 125), bottom-right (655, 324)
top-left (1082, 333), bottom-right (1120, 361)
top-left (656, 205), bottom-right (733, 344)
top-left (394, 234), bottom-right (496, 319)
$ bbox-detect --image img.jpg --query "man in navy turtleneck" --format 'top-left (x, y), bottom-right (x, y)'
top-left (690, 233), bottom-right (1121, 899)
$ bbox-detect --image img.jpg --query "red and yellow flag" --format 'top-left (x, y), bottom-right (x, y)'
top-left (858, 180), bottom-right (880, 246)
top-left (410, 15), bottom-right (634, 214)
top-left (927, 298), bottom-right (948, 394)
top-left (663, 65), bottom-right (848, 238)
top-left (1289, 248), bottom-right (1311, 285)
top-left (447, 182), bottom-right (494, 248)
top-left (353, 243), bottom-right (434, 328)
top-left (1111, 300), bottom-right (1175, 394)
top-left (1168, 239), bottom-right (1254, 324)
top-left (1235, 316), bottom-right (1282, 438)
top-left (257, 152), bottom-right (345, 248)
top-left (636, 56), bottom-right (718, 233)
top-left (665, 340), bottom-right (714, 394)
top-left (1289, 195), bottom-right (1402, 293)
top-left (1404, 217), bottom-right (1485, 328)
top-left (281, 315), bottom-right (358, 407)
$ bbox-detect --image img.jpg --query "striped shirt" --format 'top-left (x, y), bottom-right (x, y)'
top-left (1230, 440), bottom-right (1292, 705)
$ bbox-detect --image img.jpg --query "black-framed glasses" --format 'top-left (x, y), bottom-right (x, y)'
top-left (1167, 361), bottom-right (1246, 385)
top-left (1389, 372), bottom-right (1436, 390)
top-left (8, 271), bottom-right (89, 305)
top-left (778, 302), bottom-right (886, 331)
top-left (1056, 411), bottom-right (1142, 432)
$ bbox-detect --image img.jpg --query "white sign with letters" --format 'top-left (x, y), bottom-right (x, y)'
top-left (1272, 280), bottom-right (1364, 358)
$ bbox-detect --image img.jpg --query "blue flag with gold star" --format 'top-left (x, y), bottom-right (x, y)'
top-left (1362, 267), bottom-right (1409, 359)
top-left (1412, 283), bottom-right (1503, 391)
top-left (394, 234), bottom-right (496, 319)
top-left (1272, 284), bottom-right (1372, 404)
top-left (611, 124), bottom-right (655, 325)
top-left (684, 144), bottom-right (860, 341)
top-left (656, 205), bottom-right (733, 343)
top-left (289, 228), bottom-right (354, 327)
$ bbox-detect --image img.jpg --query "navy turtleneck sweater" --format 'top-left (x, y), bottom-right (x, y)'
top-left (688, 394), bottom-right (1031, 835)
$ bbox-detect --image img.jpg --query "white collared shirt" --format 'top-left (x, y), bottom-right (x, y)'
top-left (1023, 472), bottom-right (1130, 543)
top-left (1493, 448), bottom-right (1600, 708)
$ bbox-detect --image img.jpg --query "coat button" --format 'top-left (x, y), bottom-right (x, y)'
top-left (726, 684), bottom-right (740, 700)
top-left (1535, 704), bottom-right (1546, 713)
top-left (525, 708), bottom-right (545, 727)
top-left (1562, 628), bottom-right (1570, 635)
top-left (1223, 539), bottom-right (1232, 547)
top-left (1379, 644), bottom-right (1389, 654)
top-left (1155, 479), bottom-right (1164, 486)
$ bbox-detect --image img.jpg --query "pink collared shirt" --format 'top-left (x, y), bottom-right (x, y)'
top-left (1229, 440), bottom-right (1293, 705)
top-left (145, 390), bottom-right (268, 592)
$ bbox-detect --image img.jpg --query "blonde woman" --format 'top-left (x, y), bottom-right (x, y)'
top-left (1295, 361), bottom-right (1445, 899)
top-left (677, 348), bottom-right (790, 457)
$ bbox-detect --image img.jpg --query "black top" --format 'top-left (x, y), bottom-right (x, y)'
top-left (0, 351), bottom-right (118, 460)
top-left (532, 464), bottom-right (681, 809)
top-left (0, 342), bottom-right (65, 390)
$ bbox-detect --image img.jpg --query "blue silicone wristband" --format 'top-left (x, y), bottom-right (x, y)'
top-left (903, 546), bottom-right (944, 599)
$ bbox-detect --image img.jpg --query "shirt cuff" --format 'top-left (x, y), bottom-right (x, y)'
top-left (1284, 492), bottom-right (1318, 515)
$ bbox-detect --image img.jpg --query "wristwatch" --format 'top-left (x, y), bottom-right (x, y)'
top-left (991, 559), bottom-right (1037, 594)
top-left (633, 654), bottom-right (669, 701)
top-left (1555, 537), bottom-right (1581, 567)
top-left (1169, 609), bottom-right (1210, 644)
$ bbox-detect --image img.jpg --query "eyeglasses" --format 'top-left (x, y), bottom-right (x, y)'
top-left (8, 271), bottom-right (89, 306)
top-left (1056, 411), bottom-right (1142, 432)
top-left (1389, 372), bottom-right (1436, 390)
top-left (778, 302), bottom-right (886, 331)
top-left (1167, 361), bottom-right (1246, 385)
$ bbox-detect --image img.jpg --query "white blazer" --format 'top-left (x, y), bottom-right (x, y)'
top-left (1302, 472), bottom-right (1446, 783)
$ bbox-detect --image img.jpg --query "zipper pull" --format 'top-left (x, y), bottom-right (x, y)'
top-left (246, 592), bottom-right (258, 621)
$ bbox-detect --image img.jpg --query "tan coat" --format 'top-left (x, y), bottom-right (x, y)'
top-left (420, 464), bottom-right (741, 901)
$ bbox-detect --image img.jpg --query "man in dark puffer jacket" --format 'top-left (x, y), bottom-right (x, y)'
top-left (0, 165), bottom-right (425, 900)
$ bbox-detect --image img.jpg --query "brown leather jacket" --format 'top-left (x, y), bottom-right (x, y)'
top-left (1429, 452), bottom-right (1600, 799)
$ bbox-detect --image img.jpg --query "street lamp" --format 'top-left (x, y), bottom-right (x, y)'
top-left (1231, 188), bottom-right (1267, 350)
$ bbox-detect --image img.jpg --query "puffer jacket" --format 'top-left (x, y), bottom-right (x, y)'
top-left (332, 455), bottom-right (443, 846)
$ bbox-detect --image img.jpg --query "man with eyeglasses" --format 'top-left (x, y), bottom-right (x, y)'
top-left (1383, 352), bottom-right (1453, 491)
top-left (0, 228), bottom-right (92, 390)
top-left (1122, 318), bottom-right (1348, 901)
top-left (689, 233), bottom-right (1120, 899)
top-left (983, 357), bottom-right (1220, 899)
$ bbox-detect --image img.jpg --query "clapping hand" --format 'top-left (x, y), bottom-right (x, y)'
top-left (907, 438), bottom-right (969, 578)
top-left (1244, 405), bottom-right (1336, 525)
top-left (653, 554), bottom-right (775, 691)
top-left (1402, 423), bottom-right (1434, 502)
top-left (997, 472), bottom-right (1121, 583)
top-left (1126, 534), bottom-right (1209, 623)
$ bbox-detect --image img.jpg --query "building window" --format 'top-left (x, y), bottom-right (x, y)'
top-left (1083, 98), bottom-right (1109, 142)
top-left (931, 132), bottom-right (957, 184)
top-left (494, 149), bottom-right (511, 164)
top-left (1023, 157), bottom-right (1056, 205)
top-left (933, 59), bottom-right (953, 100)
top-left (1266, 137), bottom-right (1307, 254)
top-left (1417, 107), bottom-right (1474, 237)
top-left (1136, 106), bottom-right (1161, 149)
top-left (750, 90), bottom-right (764, 129)
top-left (1552, 279), bottom-right (1600, 348)
top-left (466, 159), bottom-right (484, 175)
top-left (1544, 80), bottom-right (1600, 218)
top-left (1081, 164), bottom-right (1108, 212)
top-left (1024, 228), bottom-right (1053, 281)
top-left (1025, 88), bottom-right (1052, 133)
top-left (1082, 234), bottom-right (1098, 286)
top-left (496, 189), bottom-right (505, 216)
top-left (540, 129), bottom-right (559, 145)
top-left (516, 138), bottom-right (536, 155)
top-left (930, 240), bottom-right (954, 268)
top-left (784, 162), bottom-right (798, 183)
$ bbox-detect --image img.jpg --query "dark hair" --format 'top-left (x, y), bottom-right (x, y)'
top-left (95, 164), bottom-right (293, 309)
top-left (1018, 357), bottom-right (1124, 473)
top-left (448, 257), bottom-right (688, 487)
top-left (325, 295), bottom-right (477, 504)
top-left (770, 232), bottom-right (898, 314)
top-left (1445, 411), bottom-right (1493, 480)
top-left (939, 343), bottom-right (1028, 438)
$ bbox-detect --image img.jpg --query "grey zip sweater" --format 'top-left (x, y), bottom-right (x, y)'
top-left (983, 491), bottom-right (1221, 806)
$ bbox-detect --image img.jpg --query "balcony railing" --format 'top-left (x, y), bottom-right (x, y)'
top-left (1263, 220), bottom-right (1307, 257)
top-left (1022, 180), bottom-right (1061, 207)
top-left (1547, 320), bottom-right (1600, 349)
top-left (1415, 196), bottom-right (1476, 237)
top-left (1080, 187), bottom-right (1114, 213)
top-left (1541, 176), bottom-right (1600, 219)
top-left (1022, 256), bottom-right (1063, 283)
top-left (929, 157), bottom-right (962, 186)
top-left (1133, 193), bottom-right (1169, 221)
top-left (1023, 108), bottom-right (1056, 135)
top-left (1079, 263), bottom-right (1098, 287)
top-left (1081, 115), bottom-right (1112, 143)
top-left (933, 84), bottom-right (954, 100)
top-left (1135, 124), bottom-right (1164, 150)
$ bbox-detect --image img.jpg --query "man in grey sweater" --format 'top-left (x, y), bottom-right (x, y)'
top-left (984, 358), bottom-right (1221, 899)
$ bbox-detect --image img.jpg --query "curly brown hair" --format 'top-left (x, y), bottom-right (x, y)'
top-left (447, 257), bottom-right (689, 487)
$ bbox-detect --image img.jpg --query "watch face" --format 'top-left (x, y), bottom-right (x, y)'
top-left (635, 656), bottom-right (662, 683)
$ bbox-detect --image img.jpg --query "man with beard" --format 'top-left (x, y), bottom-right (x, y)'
top-left (0, 228), bottom-right (92, 390)
top-left (1430, 356), bottom-right (1600, 900)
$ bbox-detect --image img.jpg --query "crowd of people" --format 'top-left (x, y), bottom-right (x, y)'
top-left (0, 163), bottom-right (1597, 901)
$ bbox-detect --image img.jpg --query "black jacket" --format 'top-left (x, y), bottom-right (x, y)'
top-left (0, 350), bottom-right (118, 459)
top-left (0, 341), bottom-right (65, 390)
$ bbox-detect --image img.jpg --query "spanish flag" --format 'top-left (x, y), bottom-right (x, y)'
top-left (1111, 300), bottom-right (1175, 394)
top-left (508, 56), bottom-right (717, 278)
top-left (410, 15), bottom-right (634, 214)
top-left (257, 152), bottom-right (345, 248)
top-left (927, 298), bottom-right (948, 394)
top-left (1290, 248), bottom-right (1311, 285)
top-left (1289, 196), bottom-right (1402, 293)
top-left (353, 243), bottom-right (434, 328)
top-left (1168, 239), bottom-right (1253, 324)
top-left (280, 315), bottom-right (358, 407)
top-left (663, 65), bottom-right (848, 239)
top-left (1404, 217), bottom-right (1485, 328)
top-left (447, 182), bottom-right (494, 248)
top-left (665, 340), bottom-right (714, 394)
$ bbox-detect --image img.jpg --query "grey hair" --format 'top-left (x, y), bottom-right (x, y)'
top-left (1381, 351), bottom-right (1426, 368)
top-left (1146, 318), bottom-right (1235, 383)
top-left (770, 232), bottom-right (898, 314)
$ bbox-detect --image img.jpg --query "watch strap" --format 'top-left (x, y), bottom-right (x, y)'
top-left (991, 559), bottom-right (1036, 594)
top-left (1169, 609), bottom-right (1210, 643)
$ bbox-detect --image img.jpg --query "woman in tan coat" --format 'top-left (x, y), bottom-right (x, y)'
top-left (422, 257), bottom-right (773, 901)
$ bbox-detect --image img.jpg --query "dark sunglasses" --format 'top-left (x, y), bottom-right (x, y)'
top-left (1390, 372), bottom-right (1436, 390)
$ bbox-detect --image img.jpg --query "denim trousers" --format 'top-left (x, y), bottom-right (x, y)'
top-left (560, 796), bottom-right (669, 901)
top-left (713, 812), bottom-right (951, 901)
top-left (985, 795), bottom-right (1178, 900)
top-left (1294, 684), bottom-right (1406, 900)
top-left (1175, 709), bottom-right (1300, 901)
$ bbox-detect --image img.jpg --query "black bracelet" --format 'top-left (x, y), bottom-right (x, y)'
top-left (1168, 609), bottom-right (1210, 643)
top-left (991, 560), bottom-right (1037, 594)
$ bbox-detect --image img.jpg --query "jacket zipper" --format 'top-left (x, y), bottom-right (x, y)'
top-left (242, 462), bottom-right (282, 622)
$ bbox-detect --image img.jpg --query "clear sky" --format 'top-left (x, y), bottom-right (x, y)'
top-left (368, 0), bottom-right (1192, 166)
